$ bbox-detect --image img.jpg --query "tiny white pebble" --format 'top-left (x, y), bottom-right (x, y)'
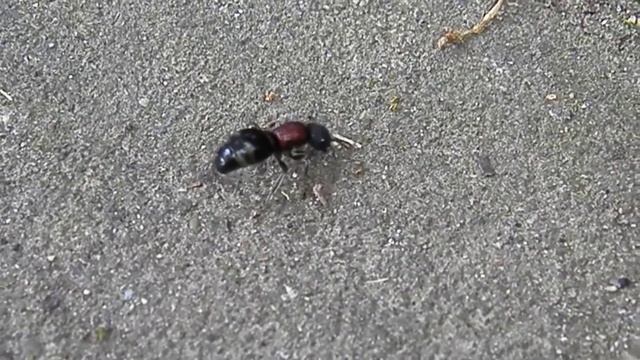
top-left (83, 289), bottom-right (91, 296)
top-left (46, 255), bottom-right (56, 262)
top-left (545, 93), bottom-right (558, 101)
top-left (604, 285), bottom-right (619, 293)
top-left (141, 297), bottom-right (148, 305)
top-left (284, 285), bottom-right (297, 300)
top-left (138, 97), bottom-right (149, 107)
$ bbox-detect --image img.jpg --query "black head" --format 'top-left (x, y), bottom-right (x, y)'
top-left (306, 123), bottom-right (332, 152)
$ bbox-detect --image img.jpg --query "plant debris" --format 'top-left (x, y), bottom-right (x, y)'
top-left (0, 89), bottom-right (12, 102)
top-left (188, 181), bottom-right (204, 190)
top-left (353, 162), bottom-right (366, 177)
top-left (389, 96), bottom-right (401, 112)
top-left (332, 133), bottom-right (363, 149)
top-left (312, 183), bottom-right (329, 207)
top-left (623, 15), bottom-right (639, 28)
top-left (437, 0), bottom-right (506, 49)
top-left (365, 277), bottom-right (389, 284)
top-left (263, 90), bottom-right (279, 103)
top-left (95, 326), bottom-right (113, 342)
top-left (545, 93), bottom-right (558, 101)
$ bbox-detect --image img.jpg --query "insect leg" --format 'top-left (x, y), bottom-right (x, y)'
top-left (274, 153), bottom-right (289, 173)
top-left (266, 172), bottom-right (286, 202)
top-left (287, 147), bottom-right (306, 160)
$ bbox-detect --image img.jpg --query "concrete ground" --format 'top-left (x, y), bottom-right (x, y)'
top-left (1, 0), bottom-right (639, 359)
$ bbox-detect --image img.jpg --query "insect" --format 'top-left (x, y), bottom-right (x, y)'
top-left (214, 120), bottom-right (334, 174)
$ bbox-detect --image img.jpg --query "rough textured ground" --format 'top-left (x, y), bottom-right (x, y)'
top-left (1, 0), bottom-right (639, 359)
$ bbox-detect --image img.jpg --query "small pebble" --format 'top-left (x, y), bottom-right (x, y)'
top-left (95, 326), bottom-right (113, 342)
top-left (122, 289), bottom-right (134, 301)
top-left (83, 289), bottom-right (91, 296)
top-left (46, 255), bottom-right (56, 262)
top-left (353, 162), bottom-right (366, 177)
top-left (545, 93), bottom-right (558, 101)
top-left (475, 155), bottom-right (496, 177)
top-left (141, 297), bottom-right (148, 305)
top-left (616, 277), bottom-right (632, 289)
top-left (283, 285), bottom-right (297, 300)
top-left (190, 217), bottom-right (201, 233)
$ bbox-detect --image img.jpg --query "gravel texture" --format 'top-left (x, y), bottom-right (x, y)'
top-left (1, 0), bottom-right (639, 359)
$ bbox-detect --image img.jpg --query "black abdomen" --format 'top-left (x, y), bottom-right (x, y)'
top-left (215, 129), bottom-right (276, 174)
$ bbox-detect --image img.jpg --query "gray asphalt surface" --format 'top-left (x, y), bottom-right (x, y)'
top-left (1, 0), bottom-right (639, 359)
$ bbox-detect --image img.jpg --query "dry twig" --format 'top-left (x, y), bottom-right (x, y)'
top-left (623, 15), bottom-right (639, 28)
top-left (388, 96), bottom-right (400, 112)
top-left (332, 133), bottom-right (363, 149)
top-left (0, 89), bottom-right (13, 102)
top-left (437, 0), bottom-right (506, 49)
